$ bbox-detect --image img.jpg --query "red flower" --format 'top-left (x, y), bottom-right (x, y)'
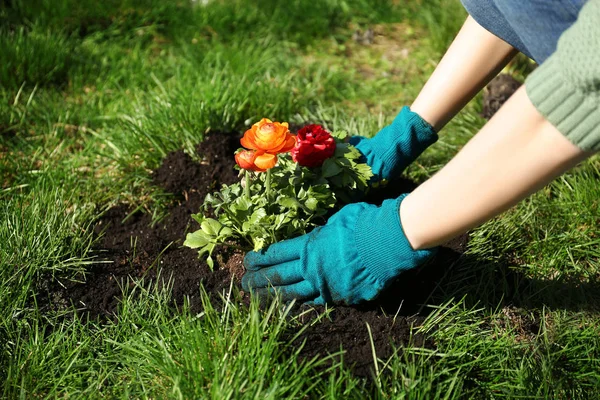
top-left (291, 124), bottom-right (336, 167)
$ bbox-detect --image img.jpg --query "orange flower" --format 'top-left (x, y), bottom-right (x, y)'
top-left (236, 118), bottom-right (295, 172)
top-left (235, 150), bottom-right (277, 172)
top-left (240, 118), bottom-right (296, 154)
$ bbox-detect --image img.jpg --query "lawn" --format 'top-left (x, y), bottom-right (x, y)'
top-left (1, 0), bottom-right (600, 398)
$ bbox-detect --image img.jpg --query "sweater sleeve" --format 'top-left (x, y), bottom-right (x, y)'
top-left (525, 0), bottom-right (600, 151)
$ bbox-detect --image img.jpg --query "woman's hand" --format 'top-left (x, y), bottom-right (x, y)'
top-left (242, 195), bottom-right (437, 305)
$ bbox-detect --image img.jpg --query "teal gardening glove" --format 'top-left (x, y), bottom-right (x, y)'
top-left (242, 194), bottom-right (438, 305)
top-left (349, 106), bottom-right (438, 183)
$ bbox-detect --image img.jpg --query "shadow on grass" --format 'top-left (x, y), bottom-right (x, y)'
top-left (363, 177), bottom-right (600, 316)
top-left (371, 252), bottom-right (600, 317)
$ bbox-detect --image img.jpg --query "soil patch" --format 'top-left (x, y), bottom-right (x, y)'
top-left (289, 308), bottom-right (431, 377)
top-left (482, 74), bottom-right (521, 119)
top-left (50, 132), bottom-right (242, 317)
top-left (45, 131), bottom-right (467, 377)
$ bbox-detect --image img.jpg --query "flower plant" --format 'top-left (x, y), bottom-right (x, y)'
top-left (184, 119), bottom-right (373, 269)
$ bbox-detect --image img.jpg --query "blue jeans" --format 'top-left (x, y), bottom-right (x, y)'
top-left (460, 0), bottom-right (587, 63)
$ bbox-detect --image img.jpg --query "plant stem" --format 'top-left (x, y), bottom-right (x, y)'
top-left (244, 170), bottom-right (250, 200)
top-left (266, 168), bottom-right (272, 202)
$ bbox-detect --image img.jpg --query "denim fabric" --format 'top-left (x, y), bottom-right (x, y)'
top-left (461, 0), bottom-right (587, 63)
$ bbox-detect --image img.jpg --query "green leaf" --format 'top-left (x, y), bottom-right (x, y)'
top-left (191, 213), bottom-right (204, 225)
top-left (220, 226), bottom-right (233, 237)
top-left (274, 213), bottom-right (292, 228)
top-left (199, 242), bottom-right (216, 258)
top-left (331, 130), bottom-right (348, 140)
top-left (204, 193), bottom-right (216, 203)
top-left (329, 174), bottom-right (343, 188)
top-left (253, 237), bottom-right (266, 251)
top-left (278, 196), bottom-right (301, 209)
top-left (305, 197), bottom-right (319, 211)
top-left (334, 142), bottom-right (351, 158)
top-left (183, 230), bottom-right (211, 249)
top-left (337, 157), bottom-right (352, 167)
top-left (342, 173), bottom-right (353, 186)
top-left (234, 196), bottom-right (253, 211)
top-left (248, 208), bottom-right (267, 224)
top-left (321, 158), bottom-right (343, 178)
top-left (201, 218), bottom-right (222, 236)
top-left (207, 255), bottom-right (214, 271)
top-left (354, 163), bottom-right (374, 185)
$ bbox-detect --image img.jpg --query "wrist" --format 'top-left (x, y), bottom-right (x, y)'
top-left (399, 190), bottom-right (451, 250)
top-left (399, 192), bottom-right (428, 250)
top-left (409, 102), bottom-right (442, 132)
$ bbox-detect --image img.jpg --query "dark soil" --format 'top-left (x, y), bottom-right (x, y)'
top-left (482, 74), bottom-right (521, 119)
top-left (48, 132), bottom-right (243, 317)
top-left (288, 308), bottom-right (431, 377)
top-left (44, 131), bottom-right (468, 377)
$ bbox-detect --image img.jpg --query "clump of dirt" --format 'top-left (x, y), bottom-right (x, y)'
top-left (45, 131), bottom-right (468, 377)
top-left (482, 74), bottom-right (521, 119)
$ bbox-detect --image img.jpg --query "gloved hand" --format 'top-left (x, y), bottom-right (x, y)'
top-left (241, 194), bottom-right (438, 305)
top-left (349, 106), bottom-right (438, 183)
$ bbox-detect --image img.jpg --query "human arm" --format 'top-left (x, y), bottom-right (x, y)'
top-left (353, 16), bottom-right (517, 181)
top-left (401, 85), bottom-right (590, 249)
top-left (402, 0), bottom-right (600, 249)
top-left (411, 15), bottom-right (518, 131)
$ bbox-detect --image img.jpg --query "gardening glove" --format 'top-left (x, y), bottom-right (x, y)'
top-left (241, 194), bottom-right (438, 305)
top-left (349, 106), bottom-right (438, 183)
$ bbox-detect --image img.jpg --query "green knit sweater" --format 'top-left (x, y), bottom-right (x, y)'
top-left (525, 0), bottom-right (600, 151)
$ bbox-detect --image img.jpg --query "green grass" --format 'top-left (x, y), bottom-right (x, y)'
top-left (2, 0), bottom-right (600, 397)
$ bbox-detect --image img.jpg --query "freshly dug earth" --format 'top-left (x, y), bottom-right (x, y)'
top-left (482, 74), bottom-right (521, 119)
top-left (48, 132), bottom-right (467, 377)
top-left (55, 133), bottom-right (243, 316)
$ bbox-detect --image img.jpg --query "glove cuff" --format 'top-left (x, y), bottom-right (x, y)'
top-left (368, 106), bottom-right (438, 179)
top-left (354, 194), bottom-right (437, 284)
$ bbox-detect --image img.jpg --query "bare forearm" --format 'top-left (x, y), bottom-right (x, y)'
top-left (411, 16), bottom-right (517, 131)
top-left (401, 86), bottom-right (590, 250)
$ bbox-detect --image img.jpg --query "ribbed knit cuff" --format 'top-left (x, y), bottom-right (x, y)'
top-left (377, 107), bottom-right (439, 173)
top-left (526, 54), bottom-right (600, 151)
top-left (354, 195), bottom-right (437, 284)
